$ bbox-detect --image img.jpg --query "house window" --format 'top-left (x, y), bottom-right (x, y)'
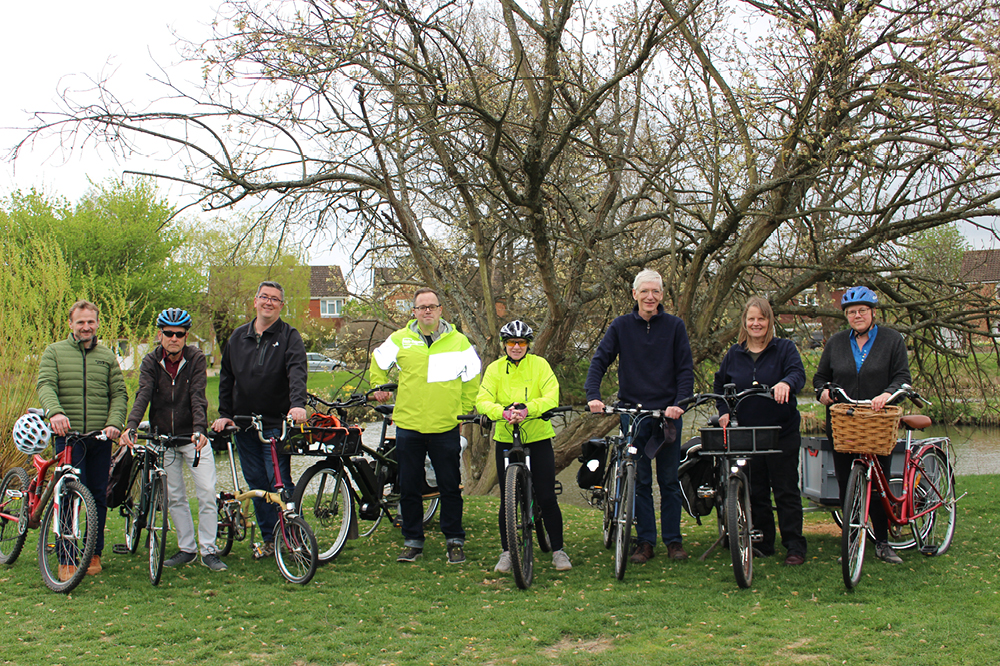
top-left (320, 298), bottom-right (344, 317)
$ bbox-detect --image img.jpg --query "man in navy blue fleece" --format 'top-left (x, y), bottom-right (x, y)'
top-left (586, 269), bottom-right (695, 563)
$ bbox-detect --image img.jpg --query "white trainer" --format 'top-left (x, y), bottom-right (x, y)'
top-left (552, 549), bottom-right (573, 571)
top-left (494, 551), bottom-right (512, 573)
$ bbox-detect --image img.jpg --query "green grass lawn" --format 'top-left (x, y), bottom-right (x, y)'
top-left (2, 474), bottom-right (996, 665)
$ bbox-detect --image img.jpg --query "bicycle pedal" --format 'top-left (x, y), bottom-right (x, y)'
top-left (750, 530), bottom-right (764, 544)
top-left (112, 544), bottom-right (130, 555)
top-left (919, 545), bottom-right (938, 556)
top-left (553, 480), bottom-right (563, 496)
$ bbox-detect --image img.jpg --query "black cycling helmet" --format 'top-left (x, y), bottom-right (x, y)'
top-left (157, 308), bottom-right (192, 329)
top-left (500, 320), bottom-right (534, 342)
top-left (840, 286), bottom-right (878, 310)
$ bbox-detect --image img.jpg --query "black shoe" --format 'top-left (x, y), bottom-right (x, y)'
top-left (397, 547), bottom-right (423, 563)
top-left (447, 544), bottom-right (466, 564)
top-left (164, 551), bottom-right (197, 567)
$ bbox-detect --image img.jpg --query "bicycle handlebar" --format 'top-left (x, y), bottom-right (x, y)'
top-left (233, 415), bottom-right (290, 443)
top-left (307, 383), bottom-right (399, 411)
top-left (817, 382), bottom-right (930, 408)
top-left (594, 404), bottom-right (664, 418)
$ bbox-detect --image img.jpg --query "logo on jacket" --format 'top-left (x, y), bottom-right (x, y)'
top-left (273, 341), bottom-right (280, 347)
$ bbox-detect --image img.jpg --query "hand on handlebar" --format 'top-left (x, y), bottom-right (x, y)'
top-left (502, 407), bottom-right (528, 424)
top-left (663, 405), bottom-right (685, 420)
top-left (120, 428), bottom-right (136, 449)
top-left (50, 413), bottom-right (71, 437)
top-left (587, 399), bottom-right (605, 413)
top-left (771, 381), bottom-right (791, 405)
top-left (870, 392), bottom-right (892, 412)
top-left (717, 413), bottom-right (731, 428)
top-left (193, 432), bottom-right (209, 452)
top-left (212, 417), bottom-right (235, 433)
top-left (288, 407), bottom-right (307, 424)
top-left (372, 390), bottom-right (391, 403)
top-left (818, 389), bottom-right (834, 406)
top-left (103, 426), bottom-right (121, 440)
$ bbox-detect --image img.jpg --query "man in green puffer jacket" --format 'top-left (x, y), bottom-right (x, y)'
top-left (37, 300), bottom-right (128, 579)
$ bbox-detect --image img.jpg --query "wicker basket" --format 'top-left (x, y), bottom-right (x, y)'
top-left (830, 403), bottom-right (902, 456)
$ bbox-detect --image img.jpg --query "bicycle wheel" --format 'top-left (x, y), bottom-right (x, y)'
top-left (534, 506), bottom-right (551, 554)
top-left (148, 475), bottom-right (168, 585)
top-left (0, 467), bottom-right (30, 565)
top-left (292, 462), bottom-right (352, 563)
top-left (601, 459), bottom-right (617, 550)
top-left (613, 462), bottom-right (636, 581)
top-left (504, 464), bottom-right (534, 589)
top-left (841, 462), bottom-right (870, 589)
top-left (275, 514), bottom-right (318, 585)
top-left (726, 474), bottom-right (753, 589)
top-left (37, 479), bottom-right (98, 594)
top-left (910, 446), bottom-right (957, 556)
top-left (215, 498), bottom-right (236, 557)
top-left (122, 459), bottom-right (144, 554)
top-left (832, 477), bottom-right (911, 548)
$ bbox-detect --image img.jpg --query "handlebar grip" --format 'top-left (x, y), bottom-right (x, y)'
top-left (193, 447), bottom-right (201, 468)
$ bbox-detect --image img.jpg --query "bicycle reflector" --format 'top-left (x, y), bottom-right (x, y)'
top-left (13, 412), bottom-right (52, 454)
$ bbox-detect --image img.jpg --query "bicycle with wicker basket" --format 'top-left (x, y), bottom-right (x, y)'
top-left (821, 383), bottom-right (959, 589)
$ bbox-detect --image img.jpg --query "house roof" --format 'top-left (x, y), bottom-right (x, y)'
top-left (309, 266), bottom-right (348, 298)
top-left (961, 249), bottom-right (1000, 283)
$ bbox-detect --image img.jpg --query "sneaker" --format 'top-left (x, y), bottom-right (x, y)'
top-left (494, 551), bottom-right (512, 573)
top-left (253, 542), bottom-right (275, 560)
top-left (201, 553), bottom-right (228, 571)
top-left (552, 550), bottom-right (572, 571)
top-left (629, 541), bottom-right (655, 564)
top-left (447, 543), bottom-right (466, 564)
top-left (784, 553), bottom-right (806, 566)
top-left (397, 547), bottom-right (423, 563)
top-left (164, 551), bottom-right (197, 568)
top-left (86, 555), bottom-right (102, 575)
top-left (875, 542), bottom-right (903, 564)
top-left (666, 542), bottom-right (689, 561)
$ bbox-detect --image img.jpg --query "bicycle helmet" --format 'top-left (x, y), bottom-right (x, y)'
top-left (156, 308), bottom-right (192, 329)
top-left (499, 320), bottom-right (534, 342)
top-left (13, 412), bottom-right (52, 455)
top-left (840, 286), bottom-right (878, 310)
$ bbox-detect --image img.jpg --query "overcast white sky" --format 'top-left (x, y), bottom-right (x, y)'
top-left (2, 1), bottom-right (996, 253)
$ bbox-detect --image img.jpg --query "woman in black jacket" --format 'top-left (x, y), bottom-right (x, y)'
top-left (813, 286), bottom-right (911, 564)
top-left (714, 296), bottom-right (807, 565)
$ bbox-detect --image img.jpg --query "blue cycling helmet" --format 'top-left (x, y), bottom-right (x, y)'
top-left (840, 286), bottom-right (878, 310)
top-left (157, 308), bottom-right (192, 329)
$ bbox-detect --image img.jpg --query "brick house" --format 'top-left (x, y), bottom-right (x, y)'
top-left (308, 265), bottom-right (350, 331)
top-left (960, 249), bottom-right (1000, 337)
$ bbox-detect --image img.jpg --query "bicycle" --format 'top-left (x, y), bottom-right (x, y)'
top-left (232, 414), bottom-right (319, 584)
top-left (290, 384), bottom-right (441, 563)
top-left (209, 425), bottom-right (252, 557)
top-left (581, 404), bottom-right (663, 581)
top-left (821, 383), bottom-right (959, 589)
top-left (0, 409), bottom-right (100, 594)
top-left (676, 384), bottom-right (782, 589)
top-left (116, 425), bottom-right (192, 585)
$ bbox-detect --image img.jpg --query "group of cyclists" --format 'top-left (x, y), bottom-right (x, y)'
top-left (14, 273), bottom-right (910, 582)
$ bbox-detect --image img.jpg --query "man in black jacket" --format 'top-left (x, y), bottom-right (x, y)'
top-left (211, 281), bottom-right (308, 558)
top-left (122, 309), bottom-right (226, 571)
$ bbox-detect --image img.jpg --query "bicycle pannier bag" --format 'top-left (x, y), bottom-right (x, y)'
top-left (576, 438), bottom-right (609, 489)
top-left (678, 437), bottom-right (714, 520)
top-left (106, 444), bottom-right (134, 508)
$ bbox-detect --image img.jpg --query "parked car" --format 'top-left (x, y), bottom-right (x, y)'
top-left (306, 353), bottom-right (345, 372)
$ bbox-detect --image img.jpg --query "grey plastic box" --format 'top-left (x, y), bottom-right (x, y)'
top-left (799, 436), bottom-right (906, 506)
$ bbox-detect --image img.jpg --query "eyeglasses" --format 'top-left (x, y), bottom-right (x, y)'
top-left (413, 304), bottom-right (441, 312)
top-left (845, 307), bottom-right (871, 318)
top-left (257, 294), bottom-right (283, 304)
top-left (505, 340), bottom-right (528, 348)
top-left (161, 330), bottom-right (187, 338)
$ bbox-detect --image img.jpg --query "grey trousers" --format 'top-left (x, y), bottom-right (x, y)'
top-left (163, 443), bottom-right (219, 556)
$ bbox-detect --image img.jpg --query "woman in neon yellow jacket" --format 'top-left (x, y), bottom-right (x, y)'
top-left (476, 321), bottom-right (572, 573)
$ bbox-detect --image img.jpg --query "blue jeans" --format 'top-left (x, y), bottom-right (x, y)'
top-left (621, 414), bottom-right (684, 547)
top-left (396, 427), bottom-right (464, 547)
top-left (234, 428), bottom-right (293, 542)
top-left (54, 435), bottom-right (112, 557)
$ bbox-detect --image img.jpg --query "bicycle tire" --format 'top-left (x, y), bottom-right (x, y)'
top-left (291, 463), bottom-right (352, 563)
top-left (534, 505), bottom-right (551, 554)
top-left (505, 464), bottom-right (534, 589)
top-left (726, 474), bottom-right (753, 589)
top-left (613, 462), bottom-right (635, 581)
top-left (0, 467), bottom-right (30, 565)
top-left (215, 498), bottom-right (236, 557)
top-left (122, 459), bottom-right (145, 554)
top-left (601, 456), bottom-right (617, 550)
top-left (841, 462), bottom-right (870, 589)
top-left (910, 445), bottom-right (957, 556)
top-left (37, 479), bottom-right (98, 594)
top-left (148, 475), bottom-right (168, 585)
top-left (275, 514), bottom-right (318, 584)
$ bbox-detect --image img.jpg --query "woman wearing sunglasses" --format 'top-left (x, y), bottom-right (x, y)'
top-left (476, 320), bottom-right (572, 573)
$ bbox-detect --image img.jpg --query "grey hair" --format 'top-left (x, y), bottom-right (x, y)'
top-left (632, 269), bottom-right (663, 291)
top-left (257, 280), bottom-right (285, 299)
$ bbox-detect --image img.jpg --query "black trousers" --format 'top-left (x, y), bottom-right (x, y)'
top-left (495, 438), bottom-right (564, 552)
top-left (749, 431), bottom-right (807, 557)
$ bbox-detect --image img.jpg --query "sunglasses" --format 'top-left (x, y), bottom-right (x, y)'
top-left (161, 330), bottom-right (187, 338)
top-left (505, 340), bottom-right (528, 348)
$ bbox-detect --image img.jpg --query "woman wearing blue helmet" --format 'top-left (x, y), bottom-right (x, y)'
top-left (813, 286), bottom-right (911, 564)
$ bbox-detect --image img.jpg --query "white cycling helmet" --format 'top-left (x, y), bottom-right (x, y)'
top-left (13, 412), bottom-right (52, 455)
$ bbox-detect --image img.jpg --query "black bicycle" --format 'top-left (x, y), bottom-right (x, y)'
top-left (291, 385), bottom-right (440, 563)
top-left (678, 384), bottom-right (780, 588)
top-left (582, 404), bottom-right (663, 581)
top-left (461, 405), bottom-right (571, 589)
top-left (118, 426), bottom-right (192, 585)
